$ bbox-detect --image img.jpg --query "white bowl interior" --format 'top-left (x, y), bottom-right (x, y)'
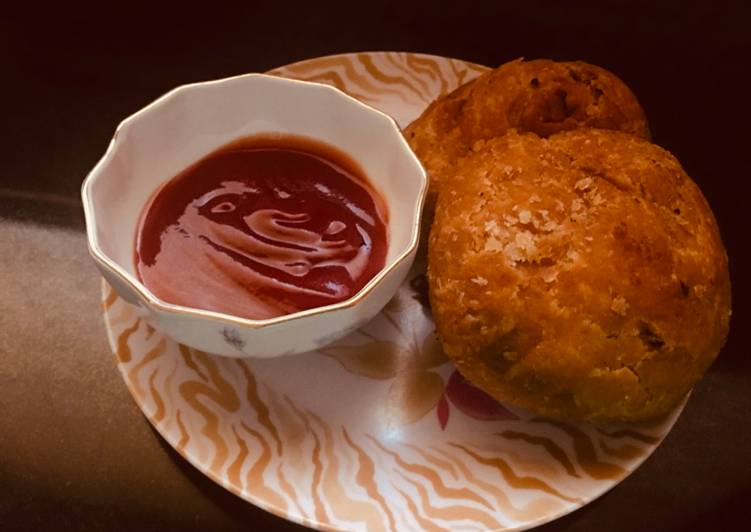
top-left (85, 75), bottom-right (424, 288)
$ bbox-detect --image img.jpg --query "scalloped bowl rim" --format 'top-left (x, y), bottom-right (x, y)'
top-left (81, 73), bottom-right (428, 330)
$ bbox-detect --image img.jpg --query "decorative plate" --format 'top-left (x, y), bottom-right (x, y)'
top-left (101, 52), bottom-right (684, 531)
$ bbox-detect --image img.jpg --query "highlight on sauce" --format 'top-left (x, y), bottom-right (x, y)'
top-left (136, 135), bottom-right (389, 320)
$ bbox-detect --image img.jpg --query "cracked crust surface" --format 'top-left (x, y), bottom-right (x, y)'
top-left (405, 59), bottom-right (650, 217)
top-left (428, 129), bottom-right (731, 422)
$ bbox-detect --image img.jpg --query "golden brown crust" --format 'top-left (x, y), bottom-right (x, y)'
top-left (428, 129), bottom-right (730, 422)
top-left (405, 59), bottom-right (650, 216)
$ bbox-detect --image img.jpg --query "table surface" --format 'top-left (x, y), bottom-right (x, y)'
top-left (2, 3), bottom-right (750, 531)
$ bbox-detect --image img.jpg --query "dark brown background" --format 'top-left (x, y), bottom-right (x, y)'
top-left (1, 1), bottom-right (749, 531)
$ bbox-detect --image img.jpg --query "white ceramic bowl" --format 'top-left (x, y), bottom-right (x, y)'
top-left (82, 74), bottom-right (427, 358)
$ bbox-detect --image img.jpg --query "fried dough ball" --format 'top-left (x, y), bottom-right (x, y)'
top-left (428, 129), bottom-right (730, 422)
top-left (405, 59), bottom-right (650, 216)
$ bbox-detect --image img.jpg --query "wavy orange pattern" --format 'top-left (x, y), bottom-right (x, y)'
top-left (100, 52), bottom-right (680, 532)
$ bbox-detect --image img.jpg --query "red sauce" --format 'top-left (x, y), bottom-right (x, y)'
top-left (136, 135), bottom-right (388, 320)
